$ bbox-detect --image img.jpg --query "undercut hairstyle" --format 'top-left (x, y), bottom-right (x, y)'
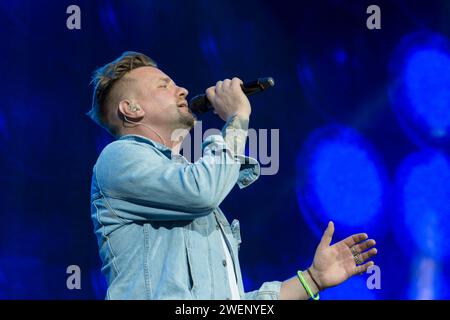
top-left (87, 51), bottom-right (157, 136)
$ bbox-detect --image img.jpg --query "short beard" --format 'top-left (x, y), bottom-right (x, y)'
top-left (177, 107), bottom-right (196, 129)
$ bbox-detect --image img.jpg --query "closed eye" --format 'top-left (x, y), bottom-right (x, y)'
top-left (157, 77), bottom-right (174, 89)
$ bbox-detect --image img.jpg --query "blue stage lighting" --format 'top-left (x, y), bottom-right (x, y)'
top-left (200, 33), bottom-right (221, 66)
top-left (405, 50), bottom-right (450, 136)
top-left (396, 151), bottom-right (450, 259)
top-left (296, 126), bottom-right (387, 236)
top-left (321, 276), bottom-right (377, 300)
top-left (389, 32), bottom-right (450, 146)
top-left (90, 269), bottom-right (107, 299)
top-left (408, 256), bottom-right (448, 299)
top-left (333, 48), bottom-right (348, 65)
top-left (99, 1), bottom-right (121, 39)
top-left (0, 112), bottom-right (6, 138)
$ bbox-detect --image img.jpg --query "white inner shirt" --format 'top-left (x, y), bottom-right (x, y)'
top-left (219, 230), bottom-right (241, 300)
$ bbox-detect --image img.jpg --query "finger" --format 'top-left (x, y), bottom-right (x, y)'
top-left (319, 221), bottom-right (334, 248)
top-left (360, 248), bottom-right (377, 262)
top-left (231, 77), bottom-right (243, 91)
top-left (352, 239), bottom-right (376, 253)
top-left (215, 80), bottom-right (223, 94)
top-left (223, 78), bottom-right (231, 90)
top-left (205, 86), bottom-right (215, 101)
top-left (355, 261), bottom-right (374, 275)
top-left (343, 233), bottom-right (368, 247)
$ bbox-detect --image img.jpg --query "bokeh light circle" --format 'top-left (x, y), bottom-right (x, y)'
top-left (395, 150), bottom-right (450, 259)
top-left (389, 32), bottom-right (450, 147)
top-left (296, 125), bottom-right (387, 236)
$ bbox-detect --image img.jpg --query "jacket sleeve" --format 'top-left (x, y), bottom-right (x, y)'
top-left (244, 281), bottom-right (282, 300)
top-left (93, 135), bottom-right (260, 222)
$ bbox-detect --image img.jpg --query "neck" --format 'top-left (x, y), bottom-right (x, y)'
top-left (120, 123), bottom-right (191, 154)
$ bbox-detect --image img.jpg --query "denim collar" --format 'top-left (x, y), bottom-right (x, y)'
top-left (118, 134), bottom-right (172, 158)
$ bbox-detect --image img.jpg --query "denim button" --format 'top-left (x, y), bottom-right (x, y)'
top-left (242, 178), bottom-right (250, 186)
top-left (222, 259), bottom-right (227, 267)
top-left (216, 224), bottom-right (220, 230)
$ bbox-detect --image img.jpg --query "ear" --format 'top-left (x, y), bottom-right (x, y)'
top-left (118, 99), bottom-right (145, 120)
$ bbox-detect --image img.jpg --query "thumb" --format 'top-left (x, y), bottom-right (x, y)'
top-left (319, 221), bottom-right (334, 248)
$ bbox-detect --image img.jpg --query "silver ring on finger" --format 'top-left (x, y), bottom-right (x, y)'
top-left (353, 253), bottom-right (363, 265)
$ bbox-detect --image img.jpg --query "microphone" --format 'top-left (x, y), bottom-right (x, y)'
top-left (189, 77), bottom-right (275, 114)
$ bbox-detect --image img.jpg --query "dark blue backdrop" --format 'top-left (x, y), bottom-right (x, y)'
top-left (1, 0), bottom-right (449, 299)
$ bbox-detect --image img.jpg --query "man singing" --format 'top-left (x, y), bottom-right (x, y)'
top-left (87, 51), bottom-right (377, 300)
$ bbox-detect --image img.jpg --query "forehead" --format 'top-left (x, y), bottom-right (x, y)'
top-left (126, 66), bottom-right (172, 83)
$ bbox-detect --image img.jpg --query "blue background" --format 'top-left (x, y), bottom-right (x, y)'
top-left (0, 0), bottom-right (449, 299)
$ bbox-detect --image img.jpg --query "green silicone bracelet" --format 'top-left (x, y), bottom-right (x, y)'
top-left (297, 270), bottom-right (320, 300)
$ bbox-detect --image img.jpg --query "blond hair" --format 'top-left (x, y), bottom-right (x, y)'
top-left (87, 51), bottom-right (157, 136)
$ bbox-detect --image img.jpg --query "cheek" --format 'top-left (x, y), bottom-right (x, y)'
top-left (144, 96), bottom-right (177, 120)
top-left (142, 92), bottom-right (164, 110)
top-left (152, 90), bottom-right (175, 107)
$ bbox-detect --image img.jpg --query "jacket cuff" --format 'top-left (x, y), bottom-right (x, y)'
top-left (244, 281), bottom-right (282, 300)
top-left (202, 135), bottom-right (261, 189)
top-left (236, 155), bottom-right (261, 189)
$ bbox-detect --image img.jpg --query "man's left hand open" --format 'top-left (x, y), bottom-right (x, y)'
top-left (308, 221), bottom-right (378, 291)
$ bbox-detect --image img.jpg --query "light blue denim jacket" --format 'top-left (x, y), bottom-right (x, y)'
top-left (90, 134), bottom-right (282, 299)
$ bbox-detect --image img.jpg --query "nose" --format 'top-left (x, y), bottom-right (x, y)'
top-left (177, 86), bottom-right (188, 98)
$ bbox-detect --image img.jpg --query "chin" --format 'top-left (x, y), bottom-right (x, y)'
top-left (177, 109), bottom-right (196, 129)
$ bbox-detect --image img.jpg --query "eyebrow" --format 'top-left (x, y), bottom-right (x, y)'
top-left (158, 77), bottom-right (172, 83)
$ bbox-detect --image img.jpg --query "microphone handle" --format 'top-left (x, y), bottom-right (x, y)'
top-left (189, 77), bottom-right (275, 114)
